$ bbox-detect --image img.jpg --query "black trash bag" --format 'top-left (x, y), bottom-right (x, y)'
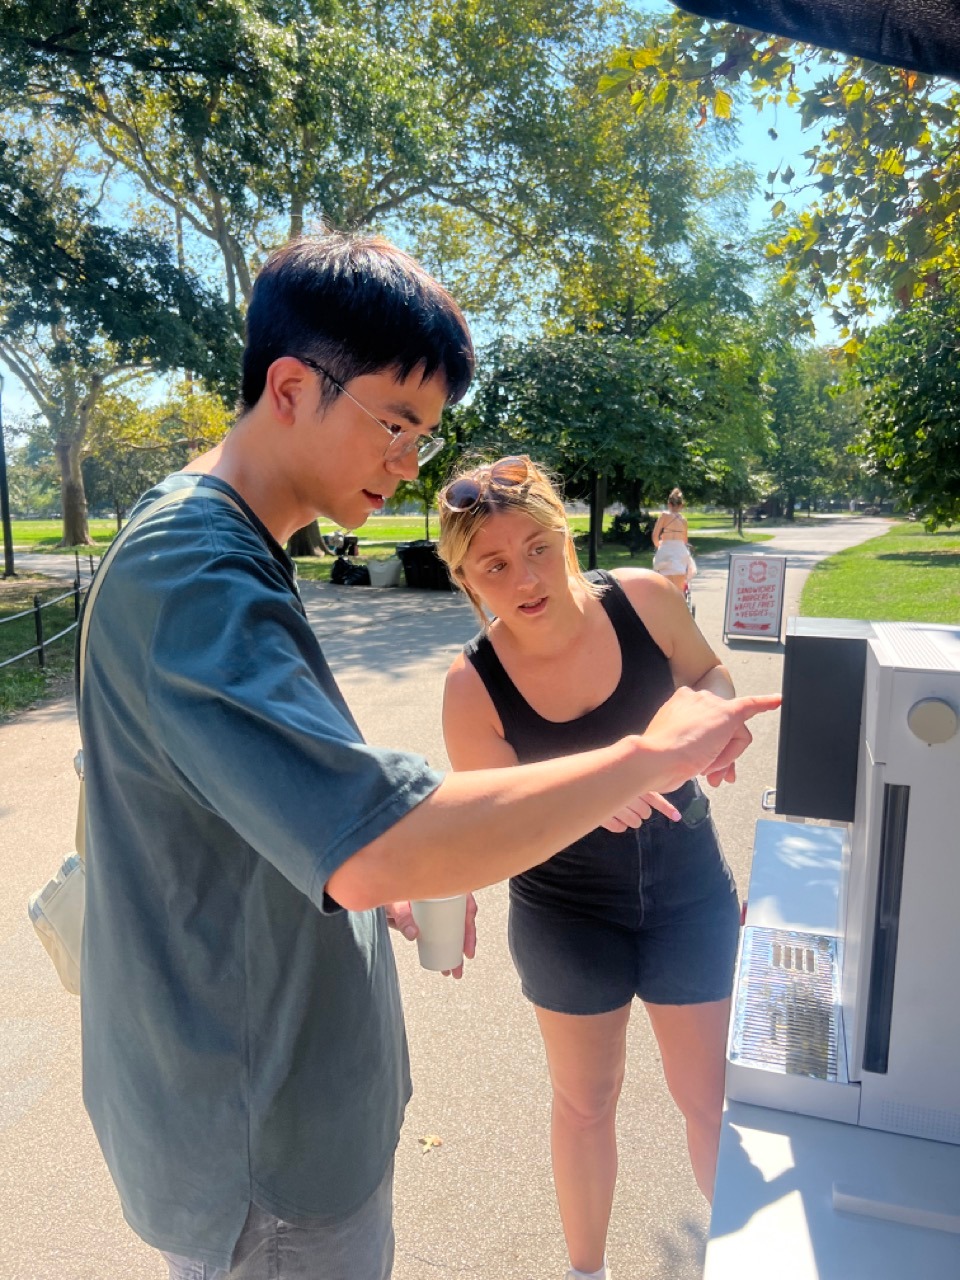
top-left (330, 556), bottom-right (371, 586)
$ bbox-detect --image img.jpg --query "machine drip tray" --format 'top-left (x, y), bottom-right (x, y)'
top-left (729, 927), bottom-right (849, 1084)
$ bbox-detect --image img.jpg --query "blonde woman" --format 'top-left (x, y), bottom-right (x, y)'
top-left (437, 457), bottom-right (741, 1280)
top-left (651, 487), bottom-right (693, 593)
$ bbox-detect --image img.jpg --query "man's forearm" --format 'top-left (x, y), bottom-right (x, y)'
top-left (327, 735), bottom-right (661, 909)
top-left (326, 686), bottom-right (780, 910)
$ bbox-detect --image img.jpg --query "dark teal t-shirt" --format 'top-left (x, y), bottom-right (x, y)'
top-left (78, 474), bottom-right (441, 1268)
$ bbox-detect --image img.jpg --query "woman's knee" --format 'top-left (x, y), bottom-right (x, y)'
top-left (662, 1057), bottom-right (724, 1132)
top-left (551, 1064), bottom-right (626, 1129)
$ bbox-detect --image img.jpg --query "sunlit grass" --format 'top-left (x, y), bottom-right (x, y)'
top-left (801, 524), bottom-right (960, 624)
top-left (0, 575), bottom-right (78, 718)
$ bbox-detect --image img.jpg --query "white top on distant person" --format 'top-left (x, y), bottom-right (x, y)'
top-left (651, 487), bottom-right (694, 592)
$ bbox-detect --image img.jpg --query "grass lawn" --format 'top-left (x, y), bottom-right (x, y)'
top-left (12, 518), bottom-right (117, 553)
top-left (801, 523), bottom-right (960, 624)
top-left (0, 576), bottom-right (79, 719)
top-left (11, 508), bottom-right (742, 553)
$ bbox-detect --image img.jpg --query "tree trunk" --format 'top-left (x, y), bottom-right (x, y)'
top-left (785, 493), bottom-right (796, 522)
top-left (287, 521), bottom-right (328, 557)
top-left (587, 473), bottom-right (603, 571)
top-left (290, 192), bottom-right (305, 241)
top-left (424, 502), bottom-right (431, 541)
top-left (57, 438), bottom-right (92, 546)
top-left (56, 364), bottom-right (103, 546)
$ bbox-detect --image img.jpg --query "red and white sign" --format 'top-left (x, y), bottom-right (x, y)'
top-left (723, 554), bottom-right (786, 641)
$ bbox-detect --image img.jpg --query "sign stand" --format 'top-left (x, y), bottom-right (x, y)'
top-left (722, 553), bottom-right (787, 644)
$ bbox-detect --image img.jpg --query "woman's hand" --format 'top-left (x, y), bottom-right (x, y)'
top-left (385, 894), bottom-right (479, 979)
top-left (599, 790), bottom-right (681, 832)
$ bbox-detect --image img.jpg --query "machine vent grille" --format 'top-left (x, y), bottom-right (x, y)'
top-left (771, 942), bottom-right (818, 974)
top-left (729, 928), bottom-right (847, 1083)
top-left (880, 623), bottom-right (952, 670)
top-left (878, 1102), bottom-right (960, 1144)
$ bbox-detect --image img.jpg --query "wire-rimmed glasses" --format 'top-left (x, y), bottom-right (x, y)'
top-left (297, 356), bottom-right (446, 466)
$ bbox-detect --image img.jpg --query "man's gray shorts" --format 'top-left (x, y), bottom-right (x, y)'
top-left (162, 1159), bottom-right (395, 1280)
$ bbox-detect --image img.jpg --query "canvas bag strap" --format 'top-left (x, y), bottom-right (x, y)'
top-left (74, 484), bottom-right (243, 860)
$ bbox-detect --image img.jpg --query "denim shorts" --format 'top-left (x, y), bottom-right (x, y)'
top-left (162, 1157), bottom-right (394, 1280)
top-left (508, 782), bottom-right (740, 1014)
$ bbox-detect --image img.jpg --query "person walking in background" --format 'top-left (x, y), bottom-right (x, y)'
top-left (651, 487), bottom-right (694, 593)
top-left (78, 237), bottom-right (777, 1280)
top-left (437, 457), bottom-right (743, 1280)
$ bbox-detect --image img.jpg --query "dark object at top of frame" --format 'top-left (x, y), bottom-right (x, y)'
top-left (677, 0), bottom-right (960, 80)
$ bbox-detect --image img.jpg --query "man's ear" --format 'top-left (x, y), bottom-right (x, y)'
top-left (263, 357), bottom-right (316, 426)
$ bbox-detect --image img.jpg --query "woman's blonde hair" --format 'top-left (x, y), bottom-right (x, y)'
top-left (436, 455), bottom-right (602, 626)
top-left (668, 487), bottom-right (684, 508)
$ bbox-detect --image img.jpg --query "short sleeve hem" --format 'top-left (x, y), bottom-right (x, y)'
top-left (309, 766), bottom-right (443, 911)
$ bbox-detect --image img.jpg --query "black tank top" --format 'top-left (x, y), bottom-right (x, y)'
top-left (464, 569), bottom-right (676, 765)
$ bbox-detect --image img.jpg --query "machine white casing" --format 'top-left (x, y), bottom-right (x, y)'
top-left (726, 622), bottom-right (960, 1143)
top-left (842, 625), bottom-right (960, 1141)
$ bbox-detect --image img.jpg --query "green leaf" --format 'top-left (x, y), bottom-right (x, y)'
top-left (713, 89), bottom-right (733, 120)
top-left (890, 266), bottom-right (918, 297)
top-left (599, 67), bottom-right (634, 96)
top-left (631, 48), bottom-right (662, 70)
top-left (771, 200), bottom-right (787, 217)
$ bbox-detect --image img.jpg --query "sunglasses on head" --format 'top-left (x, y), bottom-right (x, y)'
top-left (439, 456), bottom-right (534, 513)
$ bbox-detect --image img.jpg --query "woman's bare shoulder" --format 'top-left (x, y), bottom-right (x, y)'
top-left (610, 566), bottom-right (674, 598)
top-left (444, 647), bottom-right (480, 695)
top-left (444, 646), bottom-right (501, 718)
top-left (443, 645), bottom-right (515, 766)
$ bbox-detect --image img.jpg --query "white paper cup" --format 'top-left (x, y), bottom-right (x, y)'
top-left (410, 895), bottom-right (468, 971)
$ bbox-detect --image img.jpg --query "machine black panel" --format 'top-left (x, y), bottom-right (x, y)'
top-left (863, 783), bottom-right (911, 1075)
top-left (775, 618), bottom-right (875, 822)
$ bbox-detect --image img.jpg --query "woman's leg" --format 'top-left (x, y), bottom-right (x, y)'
top-left (535, 1003), bottom-right (632, 1274)
top-left (663, 573), bottom-right (687, 593)
top-left (644, 998), bottom-right (730, 1201)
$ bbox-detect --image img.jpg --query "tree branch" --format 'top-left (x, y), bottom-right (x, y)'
top-left (0, 339), bottom-right (54, 414)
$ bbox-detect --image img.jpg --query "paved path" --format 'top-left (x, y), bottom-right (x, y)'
top-left (5, 550), bottom-right (100, 582)
top-left (0, 518), bottom-right (890, 1280)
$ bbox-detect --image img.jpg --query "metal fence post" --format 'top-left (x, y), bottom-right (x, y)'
top-left (73, 576), bottom-right (81, 620)
top-left (33, 594), bottom-right (45, 668)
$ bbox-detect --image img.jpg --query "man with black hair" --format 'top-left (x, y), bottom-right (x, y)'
top-left (79, 233), bottom-right (778, 1280)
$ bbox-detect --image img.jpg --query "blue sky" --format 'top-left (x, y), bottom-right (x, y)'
top-left (739, 89), bottom-right (817, 229)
